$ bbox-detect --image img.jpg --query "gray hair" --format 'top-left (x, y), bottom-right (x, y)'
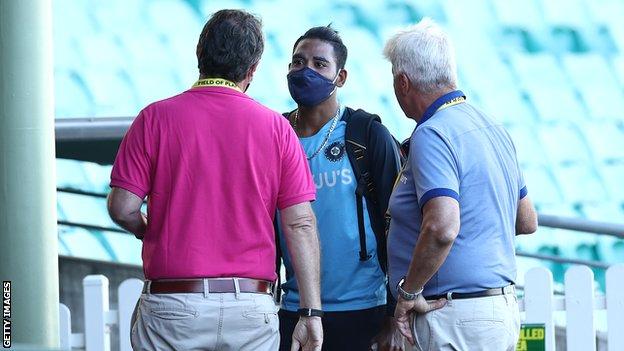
top-left (383, 18), bottom-right (457, 93)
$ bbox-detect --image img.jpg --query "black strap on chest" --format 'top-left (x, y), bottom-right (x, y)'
top-left (344, 109), bottom-right (379, 262)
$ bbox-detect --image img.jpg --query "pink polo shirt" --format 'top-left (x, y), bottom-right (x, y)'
top-left (110, 85), bottom-right (315, 281)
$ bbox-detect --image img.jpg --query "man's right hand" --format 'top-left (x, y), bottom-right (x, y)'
top-left (291, 316), bottom-right (323, 351)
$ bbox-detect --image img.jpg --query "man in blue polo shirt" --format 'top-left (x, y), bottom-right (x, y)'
top-left (383, 19), bottom-right (538, 351)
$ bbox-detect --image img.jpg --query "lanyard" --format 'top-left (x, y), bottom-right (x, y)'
top-left (192, 78), bottom-right (241, 92)
top-left (435, 96), bottom-right (465, 113)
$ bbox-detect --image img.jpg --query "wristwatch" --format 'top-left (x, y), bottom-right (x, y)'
top-left (397, 277), bottom-right (423, 300)
top-left (298, 308), bottom-right (324, 318)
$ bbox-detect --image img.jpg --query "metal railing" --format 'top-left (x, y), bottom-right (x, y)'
top-left (515, 214), bottom-right (624, 270)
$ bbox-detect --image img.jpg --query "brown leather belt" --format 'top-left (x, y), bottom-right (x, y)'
top-left (143, 278), bottom-right (274, 295)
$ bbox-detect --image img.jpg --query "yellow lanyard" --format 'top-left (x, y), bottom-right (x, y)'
top-left (192, 78), bottom-right (241, 92)
top-left (436, 96), bottom-right (465, 113)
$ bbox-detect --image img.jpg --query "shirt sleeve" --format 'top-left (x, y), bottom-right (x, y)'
top-left (276, 121), bottom-right (316, 209)
top-left (110, 111), bottom-right (152, 198)
top-left (505, 128), bottom-right (528, 200)
top-left (411, 126), bottom-right (460, 208)
top-left (519, 169), bottom-right (528, 199)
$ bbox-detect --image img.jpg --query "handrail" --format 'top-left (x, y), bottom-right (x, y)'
top-left (58, 220), bottom-right (127, 234)
top-left (57, 188), bottom-right (107, 198)
top-left (538, 214), bottom-right (624, 239)
top-left (516, 251), bottom-right (611, 269)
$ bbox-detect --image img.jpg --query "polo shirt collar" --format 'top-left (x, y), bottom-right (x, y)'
top-left (417, 90), bottom-right (465, 128)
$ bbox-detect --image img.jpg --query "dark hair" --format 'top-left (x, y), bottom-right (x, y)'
top-left (293, 25), bottom-right (348, 71)
top-left (197, 10), bottom-right (264, 82)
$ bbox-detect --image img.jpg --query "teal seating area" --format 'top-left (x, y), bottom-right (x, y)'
top-left (54, 0), bottom-right (624, 289)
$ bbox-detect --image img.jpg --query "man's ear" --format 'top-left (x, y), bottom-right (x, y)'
top-left (396, 73), bottom-right (411, 96)
top-left (335, 68), bottom-right (348, 87)
top-left (246, 62), bottom-right (259, 81)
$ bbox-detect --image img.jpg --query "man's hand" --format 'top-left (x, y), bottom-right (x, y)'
top-left (370, 317), bottom-right (405, 351)
top-left (394, 295), bottom-right (446, 345)
top-left (291, 316), bottom-right (323, 351)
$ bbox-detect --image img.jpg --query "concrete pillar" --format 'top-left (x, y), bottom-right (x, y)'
top-left (0, 0), bottom-right (59, 348)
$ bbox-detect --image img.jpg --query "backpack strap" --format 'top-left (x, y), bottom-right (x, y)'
top-left (273, 215), bottom-right (282, 303)
top-left (343, 108), bottom-right (380, 262)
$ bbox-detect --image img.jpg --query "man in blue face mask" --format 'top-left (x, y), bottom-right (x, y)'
top-left (276, 25), bottom-right (404, 351)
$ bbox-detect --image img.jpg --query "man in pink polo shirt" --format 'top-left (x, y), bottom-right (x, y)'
top-left (107, 10), bottom-right (322, 351)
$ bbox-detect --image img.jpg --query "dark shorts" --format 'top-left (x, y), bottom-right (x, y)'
top-left (279, 305), bottom-right (385, 351)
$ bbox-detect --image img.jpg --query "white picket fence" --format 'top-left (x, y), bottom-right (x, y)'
top-left (59, 276), bottom-right (143, 351)
top-left (519, 264), bottom-right (624, 351)
top-left (60, 264), bottom-right (624, 351)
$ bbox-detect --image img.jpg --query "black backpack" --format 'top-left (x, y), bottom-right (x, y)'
top-left (275, 108), bottom-right (405, 300)
top-left (343, 108), bottom-right (405, 272)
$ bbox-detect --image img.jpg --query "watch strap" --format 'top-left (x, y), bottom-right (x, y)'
top-left (297, 308), bottom-right (324, 318)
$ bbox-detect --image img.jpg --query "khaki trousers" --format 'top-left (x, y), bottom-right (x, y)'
top-left (406, 293), bottom-right (520, 351)
top-left (131, 292), bottom-right (279, 351)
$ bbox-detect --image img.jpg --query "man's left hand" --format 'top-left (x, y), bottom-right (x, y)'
top-left (394, 295), bottom-right (446, 345)
top-left (370, 316), bottom-right (405, 351)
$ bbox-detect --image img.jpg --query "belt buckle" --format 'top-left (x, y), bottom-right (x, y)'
top-left (503, 284), bottom-right (514, 295)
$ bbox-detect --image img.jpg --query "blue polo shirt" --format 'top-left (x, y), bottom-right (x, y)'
top-left (387, 91), bottom-right (527, 299)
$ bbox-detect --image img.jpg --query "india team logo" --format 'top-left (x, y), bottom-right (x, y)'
top-left (324, 141), bottom-right (345, 162)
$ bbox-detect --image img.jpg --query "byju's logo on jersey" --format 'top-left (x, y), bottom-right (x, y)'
top-left (324, 141), bottom-right (345, 162)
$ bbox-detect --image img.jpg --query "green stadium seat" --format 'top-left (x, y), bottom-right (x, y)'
top-left (552, 164), bottom-right (608, 204)
top-left (562, 53), bottom-right (624, 120)
top-left (80, 69), bottom-right (140, 117)
top-left (509, 53), bottom-right (571, 90)
top-left (583, 200), bottom-right (624, 263)
top-left (563, 53), bottom-right (620, 89)
top-left (56, 159), bottom-right (93, 191)
top-left (537, 122), bottom-right (592, 165)
top-left (607, 21), bottom-right (624, 53)
top-left (523, 166), bottom-right (564, 206)
top-left (491, 0), bottom-right (547, 52)
top-left (597, 163), bottom-right (624, 203)
top-left (383, 1), bottom-right (421, 26)
top-left (58, 234), bottom-right (70, 256)
top-left (200, 0), bottom-right (248, 18)
top-left (147, 0), bottom-right (202, 38)
top-left (79, 33), bottom-right (128, 71)
top-left (81, 162), bottom-right (113, 194)
top-left (57, 191), bottom-right (118, 229)
top-left (581, 201), bottom-right (624, 223)
top-left (441, 0), bottom-right (495, 31)
top-left (58, 226), bottom-right (113, 261)
top-left (509, 54), bottom-right (588, 121)
top-left (582, 121), bottom-right (624, 163)
top-left (541, 0), bottom-right (593, 53)
top-left (101, 231), bottom-right (142, 265)
top-left (129, 69), bottom-right (183, 106)
top-left (323, 1), bottom-right (378, 34)
top-left (612, 55), bottom-right (624, 86)
top-left (54, 69), bottom-right (94, 118)
top-left (526, 87), bottom-right (587, 123)
top-left (506, 124), bottom-right (547, 167)
top-left (117, 31), bottom-right (177, 72)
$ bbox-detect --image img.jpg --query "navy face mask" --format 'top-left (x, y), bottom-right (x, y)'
top-left (287, 67), bottom-right (339, 106)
